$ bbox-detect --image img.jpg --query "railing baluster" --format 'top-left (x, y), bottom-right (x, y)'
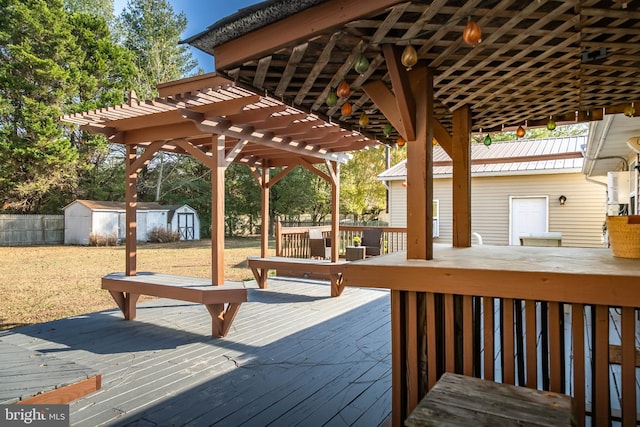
top-left (483, 296), bottom-right (494, 380)
top-left (621, 306), bottom-right (635, 427)
top-left (525, 299), bottom-right (537, 389)
top-left (426, 292), bottom-right (437, 390)
top-left (406, 291), bottom-right (419, 411)
top-left (594, 304), bottom-right (610, 426)
top-left (503, 298), bottom-right (515, 385)
top-left (548, 301), bottom-right (562, 392)
top-left (444, 293), bottom-right (455, 373)
top-left (463, 295), bottom-right (473, 376)
top-left (572, 303), bottom-right (586, 427)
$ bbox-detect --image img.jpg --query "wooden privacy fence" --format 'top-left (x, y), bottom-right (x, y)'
top-left (0, 215), bottom-right (64, 246)
top-left (274, 221), bottom-right (407, 258)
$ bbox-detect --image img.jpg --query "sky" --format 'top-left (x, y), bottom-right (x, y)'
top-left (113, 0), bottom-right (263, 72)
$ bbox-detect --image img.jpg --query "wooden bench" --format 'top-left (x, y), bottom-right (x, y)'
top-left (247, 256), bottom-right (347, 297)
top-left (405, 372), bottom-right (574, 426)
top-left (102, 272), bottom-right (247, 337)
top-left (0, 341), bottom-right (101, 404)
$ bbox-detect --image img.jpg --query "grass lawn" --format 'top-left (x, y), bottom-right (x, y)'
top-left (0, 237), bottom-right (272, 331)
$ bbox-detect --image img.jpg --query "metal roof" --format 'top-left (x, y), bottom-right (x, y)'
top-left (378, 136), bottom-right (586, 179)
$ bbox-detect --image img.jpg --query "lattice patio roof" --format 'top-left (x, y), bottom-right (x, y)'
top-left (187, 0), bottom-right (640, 142)
top-left (62, 74), bottom-right (373, 166)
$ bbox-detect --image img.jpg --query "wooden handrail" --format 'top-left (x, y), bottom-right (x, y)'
top-left (275, 222), bottom-right (408, 258)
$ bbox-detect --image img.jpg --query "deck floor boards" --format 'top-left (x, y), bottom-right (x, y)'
top-left (0, 277), bottom-right (391, 426)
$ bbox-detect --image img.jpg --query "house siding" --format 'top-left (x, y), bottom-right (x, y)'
top-left (389, 173), bottom-right (606, 248)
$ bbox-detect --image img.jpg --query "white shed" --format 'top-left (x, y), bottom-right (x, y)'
top-left (63, 200), bottom-right (200, 245)
top-left (378, 136), bottom-right (607, 248)
top-left (166, 204), bottom-right (201, 241)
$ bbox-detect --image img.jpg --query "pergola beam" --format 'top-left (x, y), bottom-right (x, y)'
top-left (383, 44), bottom-right (416, 141)
top-left (211, 0), bottom-right (405, 69)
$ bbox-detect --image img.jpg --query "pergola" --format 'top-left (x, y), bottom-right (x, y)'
top-left (182, 0), bottom-right (640, 425)
top-left (62, 73), bottom-right (375, 283)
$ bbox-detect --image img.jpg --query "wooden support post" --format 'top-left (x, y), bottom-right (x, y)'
top-left (451, 106), bottom-right (471, 248)
top-left (211, 135), bottom-right (226, 285)
top-left (406, 68), bottom-right (433, 261)
top-left (261, 164), bottom-right (270, 258)
top-left (328, 161), bottom-right (340, 262)
top-left (125, 144), bottom-right (137, 276)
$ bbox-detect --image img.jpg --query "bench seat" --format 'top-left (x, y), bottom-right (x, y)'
top-left (247, 256), bottom-right (347, 297)
top-left (102, 272), bottom-right (247, 337)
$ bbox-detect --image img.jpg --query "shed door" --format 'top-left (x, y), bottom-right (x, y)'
top-left (509, 197), bottom-right (548, 245)
top-left (178, 213), bottom-right (195, 240)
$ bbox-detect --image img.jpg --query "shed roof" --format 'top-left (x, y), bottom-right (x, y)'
top-left (187, 0), bottom-right (640, 142)
top-left (68, 200), bottom-right (172, 212)
top-left (378, 136), bottom-right (586, 179)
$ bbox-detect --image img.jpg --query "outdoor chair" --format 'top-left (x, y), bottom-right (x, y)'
top-left (361, 228), bottom-right (383, 256)
top-left (309, 228), bottom-right (331, 259)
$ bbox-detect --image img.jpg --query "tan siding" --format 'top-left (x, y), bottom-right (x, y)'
top-left (394, 173), bottom-right (606, 248)
top-left (389, 181), bottom-right (407, 227)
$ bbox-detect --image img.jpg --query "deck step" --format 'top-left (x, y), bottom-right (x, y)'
top-left (0, 341), bottom-right (101, 404)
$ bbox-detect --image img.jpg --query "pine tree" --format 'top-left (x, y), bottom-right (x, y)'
top-left (118, 0), bottom-right (197, 99)
top-left (0, 0), bottom-right (81, 212)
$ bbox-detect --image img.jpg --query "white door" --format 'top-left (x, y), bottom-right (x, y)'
top-left (509, 197), bottom-right (548, 245)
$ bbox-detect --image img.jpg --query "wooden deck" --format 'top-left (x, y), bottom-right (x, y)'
top-left (0, 277), bottom-right (391, 426)
top-left (0, 341), bottom-right (101, 404)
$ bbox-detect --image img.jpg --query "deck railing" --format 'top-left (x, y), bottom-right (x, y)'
top-left (342, 246), bottom-right (640, 426)
top-left (274, 221), bottom-right (407, 257)
top-left (396, 280), bottom-right (638, 426)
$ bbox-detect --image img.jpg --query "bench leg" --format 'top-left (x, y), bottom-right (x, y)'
top-left (330, 273), bottom-right (345, 297)
top-left (108, 290), bottom-right (140, 320)
top-left (251, 267), bottom-right (268, 289)
top-left (206, 303), bottom-right (242, 338)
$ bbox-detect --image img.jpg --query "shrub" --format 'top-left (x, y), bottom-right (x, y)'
top-left (148, 227), bottom-right (180, 243)
top-left (89, 233), bottom-right (118, 246)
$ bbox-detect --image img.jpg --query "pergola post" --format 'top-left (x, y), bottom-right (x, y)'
top-left (125, 144), bottom-right (137, 276)
top-left (452, 106), bottom-right (472, 248)
top-left (329, 161), bottom-right (340, 262)
top-left (406, 68), bottom-right (434, 260)
top-left (261, 164), bottom-right (270, 258)
top-left (211, 135), bottom-right (226, 285)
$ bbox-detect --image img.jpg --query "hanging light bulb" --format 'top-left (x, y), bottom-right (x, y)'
top-left (359, 112), bottom-right (369, 127)
top-left (341, 102), bottom-right (352, 116)
top-left (397, 137), bottom-right (406, 147)
top-left (401, 45), bottom-right (418, 70)
top-left (483, 134), bottom-right (492, 147)
top-left (354, 53), bottom-right (370, 74)
top-left (463, 17), bottom-right (482, 46)
top-left (624, 102), bottom-right (635, 117)
top-left (516, 125), bottom-right (526, 138)
top-left (383, 123), bottom-right (393, 137)
top-left (546, 116), bottom-right (557, 131)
